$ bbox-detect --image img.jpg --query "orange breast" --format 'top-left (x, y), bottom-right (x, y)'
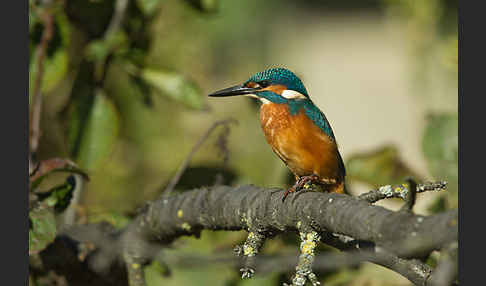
top-left (260, 102), bottom-right (343, 184)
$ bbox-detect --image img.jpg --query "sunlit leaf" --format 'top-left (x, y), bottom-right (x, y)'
top-left (422, 113), bottom-right (458, 179)
top-left (29, 205), bottom-right (57, 255)
top-left (29, 13), bottom-right (70, 96)
top-left (64, 63), bottom-right (96, 157)
top-left (75, 90), bottom-right (120, 170)
top-left (422, 113), bottom-right (458, 207)
top-left (37, 175), bottom-right (77, 214)
top-left (137, 0), bottom-right (165, 15)
top-left (129, 73), bottom-right (154, 107)
top-left (141, 68), bottom-right (205, 110)
top-left (346, 145), bottom-right (423, 187)
top-left (85, 31), bottom-right (128, 63)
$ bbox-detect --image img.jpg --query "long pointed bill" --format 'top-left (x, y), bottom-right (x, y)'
top-left (208, 84), bottom-right (260, 97)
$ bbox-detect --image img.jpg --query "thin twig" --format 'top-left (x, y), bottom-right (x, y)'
top-left (358, 181), bottom-right (447, 203)
top-left (320, 233), bottom-right (434, 285)
top-left (104, 0), bottom-right (129, 38)
top-left (401, 177), bottom-right (418, 211)
top-left (29, 6), bottom-right (54, 156)
top-left (286, 232), bottom-right (321, 286)
top-left (94, 0), bottom-right (129, 84)
top-left (163, 118), bottom-right (238, 196)
top-left (234, 231), bottom-right (266, 279)
top-left (427, 243), bottom-right (458, 286)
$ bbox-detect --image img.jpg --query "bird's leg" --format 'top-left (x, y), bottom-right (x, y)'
top-left (282, 175), bottom-right (321, 202)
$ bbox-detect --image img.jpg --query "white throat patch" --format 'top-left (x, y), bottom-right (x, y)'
top-left (281, 89), bottom-right (307, 99)
top-left (244, 93), bottom-right (271, 104)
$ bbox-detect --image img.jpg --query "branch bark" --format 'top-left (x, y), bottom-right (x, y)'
top-left (62, 184), bottom-right (457, 285)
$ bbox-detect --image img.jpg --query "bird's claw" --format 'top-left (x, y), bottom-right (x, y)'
top-left (240, 267), bottom-right (255, 279)
top-left (283, 175), bottom-right (320, 202)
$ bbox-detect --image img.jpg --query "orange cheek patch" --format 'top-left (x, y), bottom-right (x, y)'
top-left (246, 81), bottom-right (259, 88)
top-left (262, 84), bottom-right (287, 95)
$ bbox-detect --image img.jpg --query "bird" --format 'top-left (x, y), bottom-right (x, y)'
top-left (208, 67), bottom-right (346, 201)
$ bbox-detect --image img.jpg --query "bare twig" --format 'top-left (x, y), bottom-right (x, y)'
top-left (124, 251), bottom-right (146, 286)
top-left (286, 231), bottom-right (321, 286)
top-left (163, 118), bottom-right (238, 196)
top-left (160, 247), bottom-right (433, 286)
top-left (401, 177), bottom-right (418, 211)
top-left (29, 6), bottom-right (54, 156)
top-left (358, 181), bottom-right (447, 203)
top-left (427, 243), bottom-right (458, 286)
top-left (234, 231), bottom-right (266, 279)
top-left (319, 232), bottom-right (434, 285)
top-left (93, 0), bottom-right (129, 84)
top-left (104, 0), bottom-right (129, 38)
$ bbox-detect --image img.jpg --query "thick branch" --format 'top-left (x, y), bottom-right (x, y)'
top-left (135, 185), bottom-right (456, 258)
top-left (64, 185), bottom-right (456, 283)
top-left (427, 243), bottom-right (458, 286)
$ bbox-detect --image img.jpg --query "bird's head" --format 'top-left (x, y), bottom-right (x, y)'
top-left (208, 68), bottom-right (309, 104)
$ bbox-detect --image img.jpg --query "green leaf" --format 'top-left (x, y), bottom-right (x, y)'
top-left (85, 31), bottom-right (128, 63)
top-left (75, 90), bottom-right (120, 171)
top-left (37, 175), bottom-right (76, 214)
top-left (422, 113), bottom-right (458, 180)
top-left (29, 205), bottom-right (57, 255)
top-left (346, 145), bottom-right (423, 187)
top-left (137, 0), bottom-right (165, 15)
top-left (141, 68), bottom-right (205, 110)
top-left (422, 113), bottom-right (458, 207)
top-left (64, 62), bottom-right (96, 157)
top-left (29, 13), bottom-right (70, 96)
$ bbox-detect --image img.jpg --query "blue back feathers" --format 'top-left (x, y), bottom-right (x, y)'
top-left (290, 100), bottom-right (336, 140)
top-left (249, 68), bottom-right (335, 140)
top-left (246, 68), bottom-right (309, 97)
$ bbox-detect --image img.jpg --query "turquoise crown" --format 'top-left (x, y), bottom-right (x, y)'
top-left (246, 68), bottom-right (309, 97)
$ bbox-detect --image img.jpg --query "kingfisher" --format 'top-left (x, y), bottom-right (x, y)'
top-left (208, 68), bottom-right (346, 201)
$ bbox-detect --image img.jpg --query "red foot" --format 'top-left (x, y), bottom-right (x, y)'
top-left (282, 175), bottom-right (320, 202)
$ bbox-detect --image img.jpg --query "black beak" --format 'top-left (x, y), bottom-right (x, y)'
top-left (208, 84), bottom-right (260, 97)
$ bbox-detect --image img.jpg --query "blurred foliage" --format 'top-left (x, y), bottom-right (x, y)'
top-left (29, 171), bottom-right (80, 255)
top-left (422, 113), bottom-right (458, 209)
top-left (29, 158), bottom-right (87, 256)
top-left (383, 0), bottom-right (458, 109)
top-left (140, 68), bottom-right (206, 110)
top-left (68, 89), bottom-right (120, 171)
top-left (29, 203), bottom-right (57, 255)
top-left (382, 0), bottom-right (458, 212)
top-left (29, 0), bottom-right (457, 285)
top-left (346, 145), bottom-right (423, 188)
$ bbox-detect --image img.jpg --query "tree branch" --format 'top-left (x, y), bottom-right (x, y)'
top-left (358, 181), bottom-right (448, 203)
top-left (61, 184), bottom-right (456, 285)
top-left (401, 177), bottom-right (418, 211)
top-left (427, 243), bottom-right (458, 286)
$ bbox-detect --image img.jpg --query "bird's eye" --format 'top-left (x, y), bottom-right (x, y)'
top-left (258, 80), bottom-right (270, 88)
